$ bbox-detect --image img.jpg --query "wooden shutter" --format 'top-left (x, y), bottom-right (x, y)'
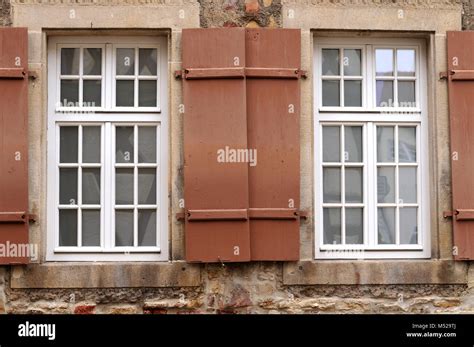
top-left (246, 29), bottom-right (300, 260)
top-left (182, 28), bottom-right (302, 262)
top-left (447, 31), bottom-right (474, 260)
top-left (183, 28), bottom-right (251, 262)
top-left (0, 28), bottom-right (29, 264)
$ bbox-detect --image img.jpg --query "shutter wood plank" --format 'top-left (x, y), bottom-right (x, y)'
top-left (0, 28), bottom-right (29, 264)
top-left (245, 29), bottom-right (301, 261)
top-left (447, 31), bottom-right (474, 260)
top-left (183, 28), bottom-right (251, 262)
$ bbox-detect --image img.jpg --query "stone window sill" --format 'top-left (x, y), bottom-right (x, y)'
top-left (283, 260), bottom-right (468, 285)
top-left (10, 262), bottom-right (201, 289)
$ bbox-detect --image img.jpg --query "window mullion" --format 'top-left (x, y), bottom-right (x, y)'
top-left (77, 125), bottom-right (83, 247)
top-left (134, 124), bottom-right (139, 248)
top-left (134, 48), bottom-right (139, 108)
top-left (340, 125), bottom-right (345, 245)
top-left (367, 122), bottom-right (376, 246)
top-left (105, 44), bottom-right (112, 110)
top-left (395, 125), bottom-right (400, 246)
top-left (104, 123), bottom-right (112, 250)
top-left (366, 44), bottom-right (373, 109)
top-left (79, 48), bottom-right (84, 108)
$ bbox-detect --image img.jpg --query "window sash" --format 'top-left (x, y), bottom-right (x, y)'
top-left (317, 121), bottom-right (424, 256)
top-left (317, 42), bottom-right (421, 113)
top-left (314, 36), bottom-right (428, 259)
top-left (53, 39), bottom-right (161, 114)
top-left (54, 122), bottom-right (161, 253)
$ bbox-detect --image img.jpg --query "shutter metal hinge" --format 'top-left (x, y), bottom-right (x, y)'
top-left (0, 212), bottom-right (37, 224)
top-left (439, 71), bottom-right (448, 80)
top-left (174, 70), bottom-right (183, 79)
top-left (443, 209), bottom-right (474, 220)
top-left (28, 70), bottom-right (38, 80)
top-left (175, 68), bottom-right (308, 80)
top-left (443, 210), bottom-right (455, 218)
top-left (175, 209), bottom-right (308, 221)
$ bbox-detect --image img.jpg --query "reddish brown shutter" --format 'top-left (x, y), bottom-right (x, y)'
top-left (183, 28), bottom-right (251, 262)
top-left (182, 28), bottom-right (301, 262)
top-left (447, 31), bottom-right (474, 260)
top-left (0, 28), bottom-right (29, 264)
top-left (246, 29), bottom-right (300, 260)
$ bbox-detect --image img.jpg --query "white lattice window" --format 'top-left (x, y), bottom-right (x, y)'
top-left (47, 36), bottom-right (168, 261)
top-left (314, 37), bottom-right (430, 259)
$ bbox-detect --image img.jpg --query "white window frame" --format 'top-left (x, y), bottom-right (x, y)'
top-left (314, 37), bottom-right (430, 259)
top-left (47, 36), bottom-right (169, 261)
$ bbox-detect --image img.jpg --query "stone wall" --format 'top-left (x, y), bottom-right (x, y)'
top-left (2, 264), bottom-right (474, 314)
top-left (0, 0), bottom-right (11, 26)
top-left (463, 0), bottom-right (474, 29)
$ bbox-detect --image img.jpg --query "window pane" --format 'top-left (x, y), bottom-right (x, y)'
top-left (60, 168), bottom-right (77, 205)
top-left (322, 49), bottom-right (340, 76)
top-left (377, 207), bottom-right (395, 244)
top-left (61, 48), bottom-right (79, 75)
top-left (322, 126), bottom-right (340, 162)
top-left (139, 48), bottom-right (157, 76)
top-left (59, 209), bottom-right (77, 246)
top-left (323, 167), bottom-right (341, 203)
top-left (60, 80), bottom-right (79, 106)
top-left (82, 210), bottom-right (100, 246)
top-left (343, 49), bottom-right (361, 76)
top-left (138, 210), bottom-right (157, 246)
top-left (397, 49), bottom-right (415, 77)
top-left (138, 168), bottom-right (156, 205)
top-left (83, 80), bottom-right (101, 107)
top-left (375, 49), bottom-right (393, 76)
top-left (345, 167), bottom-right (362, 203)
top-left (115, 169), bottom-right (134, 205)
top-left (322, 80), bottom-right (340, 107)
top-left (82, 127), bottom-right (101, 163)
top-left (344, 80), bottom-right (362, 107)
top-left (116, 48), bottom-right (135, 75)
top-left (344, 126), bottom-right (362, 162)
top-left (83, 48), bottom-right (102, 75)
top-left (377, 167), bottom-right (395, 203)
top-left (399, 167), bottom-right (417, 204)
top-left (400, 207), bottom-right (418, 244)
top-left (138, 80), bottom-right (157, 107)
top-left (377, 126), bottom-right (395, 162)
top-left (376, 80), bottom-right (393, 107)
top-left (116, 126), bottom-right (134, 163)
top-left (345, 208), bottom-right (363, 244)
top-left (323, 208), bottom-right (341, 244)
top-left (398, 81), bottom-right (415, 107)
top-left (138, 127), bottom-right (157, 163)
top-left (115, 210), bottom-right (134, 246)
top-left (399, 127), bottom-right (417, 163)
top-left (116, 80), bottom-right (134, 107)
top-left (82, 168), bottom-right (101, 205)
top-left (60, 126), bottom-right (78, 163)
